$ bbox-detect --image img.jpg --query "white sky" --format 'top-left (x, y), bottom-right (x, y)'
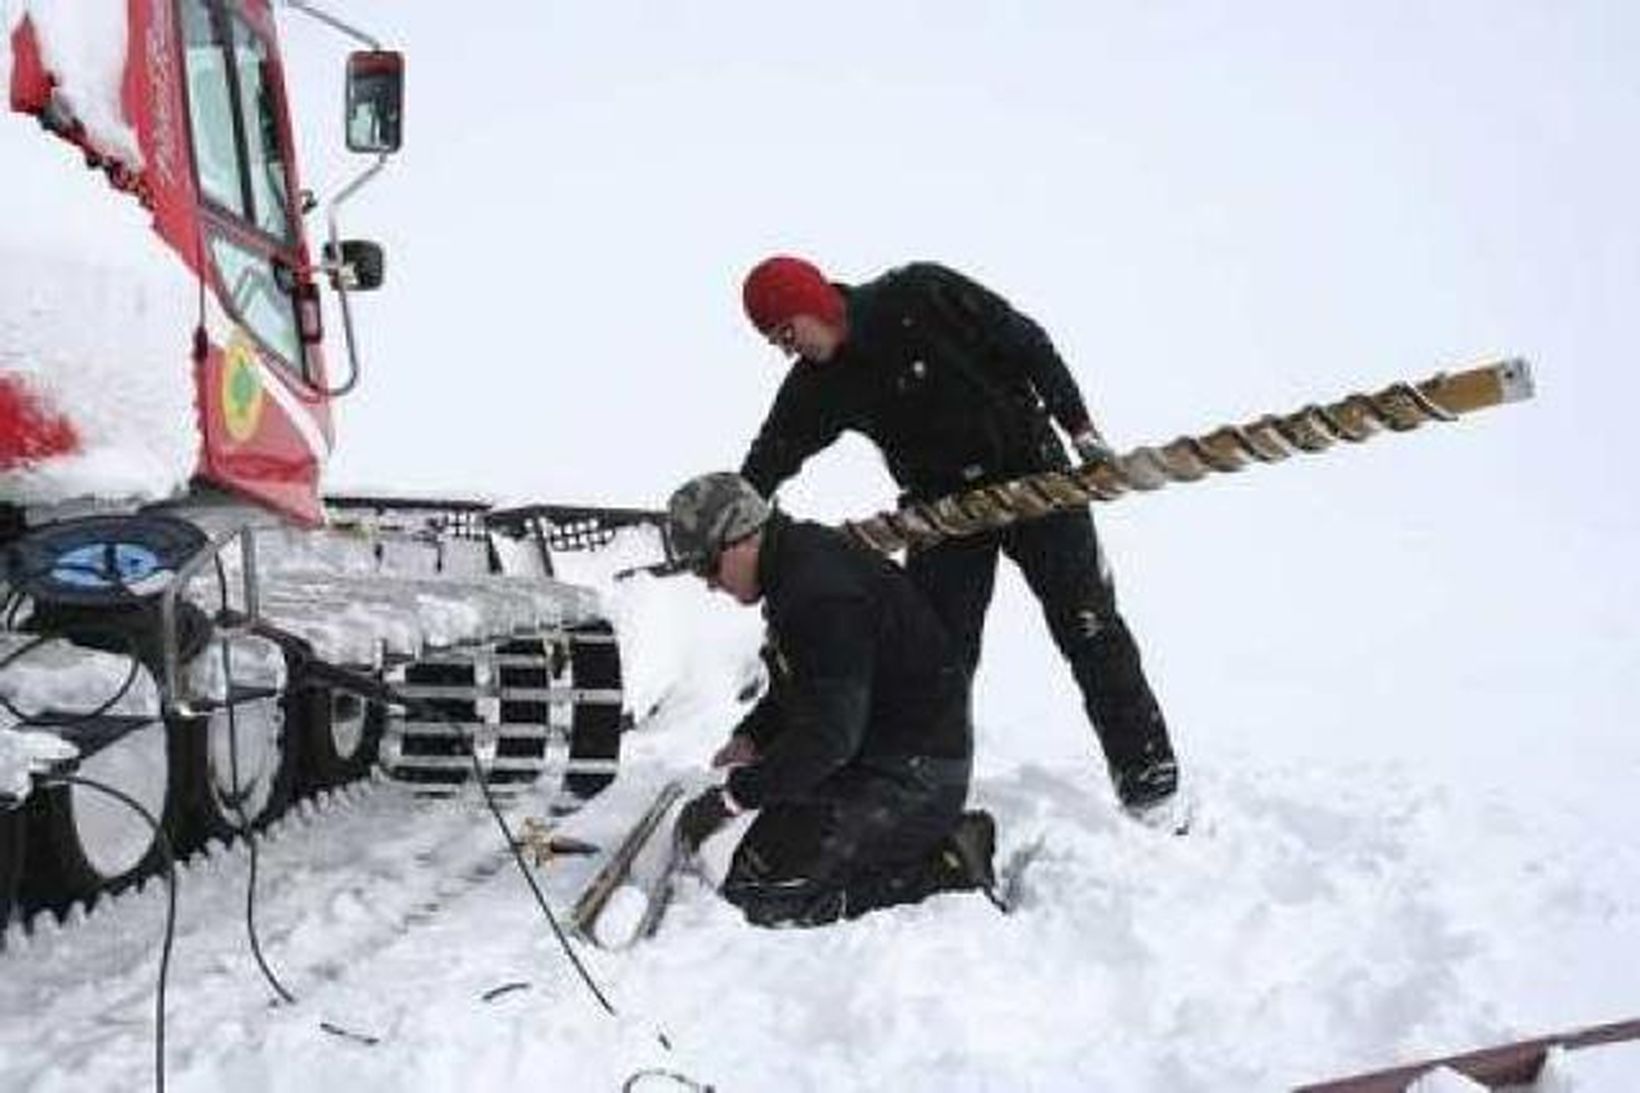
top-left (7, 0), bottom-right (1633, 776)
top-left (277, 1), bottom-right (1640, 776)
top-left (283, 1), bottom-right (1637, 511)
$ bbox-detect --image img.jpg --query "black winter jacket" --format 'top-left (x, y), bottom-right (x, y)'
top-left (724, 512), bottom-right (971, 810)
top-left (741, 262), bottom-right (1093, 501)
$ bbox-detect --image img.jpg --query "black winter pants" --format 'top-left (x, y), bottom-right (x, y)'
top-left (721, 758), bottom-right (969, 927)
top-left (904, 507), bottom-right (1174, 779)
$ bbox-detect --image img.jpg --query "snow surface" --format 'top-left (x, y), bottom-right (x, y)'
top-left (1, 2), bottom-right (200, 508)
top-left (0, 725), bottom-right (76, 801)
top-left (1, 1), bottom-right (142, 167)
top-left (0, 635), bottom-right (161, 723)
top-left (0, 244), bottom-right (200, 507)
top-left (253, 524), bottom-right (606, 666)
top-left (3, 532), bottom-right (1638, 1091)
top-left (0, 634), bottom-right (158, 803)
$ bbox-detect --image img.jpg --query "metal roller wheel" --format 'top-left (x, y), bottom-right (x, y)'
top-left (15, 720), bottom-right (177, 916)
top-left (184, 694), bottom-right (297, 840)
top-left (299, 685), bottom-right (384, 790)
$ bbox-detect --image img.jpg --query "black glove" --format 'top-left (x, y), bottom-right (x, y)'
top-left (676, 787), bottom-right (734, 854)
top-left (1072, 428), bottom-right (1115, 465)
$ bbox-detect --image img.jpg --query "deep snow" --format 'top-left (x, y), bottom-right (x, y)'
top-left (2, 531), bottom-right (1637, 1092)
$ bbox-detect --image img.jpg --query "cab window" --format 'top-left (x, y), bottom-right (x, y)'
top-left (229, 19), bottom-right (292, 241)
top-left (182, 0), bottom-right (303, 372)
top-left (182, 0), bottom-right (245, 219)
top-left (180, 0), bottom-right (294, 242)
top-left (209, 234), bottom-right (301, 367)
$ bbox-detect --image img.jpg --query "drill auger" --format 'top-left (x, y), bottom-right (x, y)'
top-left (842, 358), bottom-right (1535, 554)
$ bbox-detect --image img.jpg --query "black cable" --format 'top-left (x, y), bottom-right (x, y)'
top-left (0, 630), bottom-right (144, 731)
top-left (0, 560), bottom-right (145, 731)
top-left (343, 649), bottom-right (714, 1084)
top-left (206, 563), bottom-right (394, 1048)
top-left (39, 771), bottom-right (178, 1093)
top-left (0, 633), bottom-right (50, 672)
top-left (2, 565), bottom-right (175, 1093)
top-left (10, 561), bottom-right (700, 1083)
top-left (5, 552), bottom-right (294, 1006)
top-left (395, 690), bottom-right (719, 1089)
top-left (7, 550), bottom-right (358, 1044)
top-left (9, 549), bottom-right (301, 1009)
top-left (479, 980), bottom-right (530, 1003)
top-left (3, 544), bottom-right (347, 1072)
top-left (276, 658), bottom-right (655, 1025)
top-left (212, 556), bottom-right (295, 1006)
top-left (4, 556), bottom-right (150, 610)
top-left (431, 693), bottom-right (623, 1020)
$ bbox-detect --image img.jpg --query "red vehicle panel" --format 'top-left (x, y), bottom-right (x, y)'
top-left (7, 0), bottom-right (337, 525)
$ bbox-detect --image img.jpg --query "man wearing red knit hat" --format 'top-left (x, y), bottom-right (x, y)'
top-left (735, 256), bottom-right (1184, 828)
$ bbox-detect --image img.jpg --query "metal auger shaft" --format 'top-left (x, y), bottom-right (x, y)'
top-left (842, 357), bottom-right (1535, 554)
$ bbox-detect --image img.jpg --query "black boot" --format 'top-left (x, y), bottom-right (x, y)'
top-left (1114, 756), bottom-right (1177, 811)
top-left (933, 810), bottom-right (997, 893)
top-left (1112, 757), bottom-right (1190, 833)
top-left (815, 811), bottom-right (1001, 921)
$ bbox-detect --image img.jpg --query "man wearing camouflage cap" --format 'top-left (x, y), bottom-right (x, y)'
top-left (665, 471), bottom-right (996, 927)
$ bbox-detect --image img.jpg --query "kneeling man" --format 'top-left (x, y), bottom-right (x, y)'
top-left (665, 472), bottom-right (994, 927)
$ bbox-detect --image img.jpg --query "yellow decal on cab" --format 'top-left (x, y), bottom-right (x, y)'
top-left (222, 332), bottom-right (265, 444)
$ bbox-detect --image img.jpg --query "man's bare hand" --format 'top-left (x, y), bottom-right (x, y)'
top-left (711, 733), bottom-right (758, 768)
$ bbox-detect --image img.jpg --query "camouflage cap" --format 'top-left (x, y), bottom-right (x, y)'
top-left (665, 472), bottom-right (771, 575)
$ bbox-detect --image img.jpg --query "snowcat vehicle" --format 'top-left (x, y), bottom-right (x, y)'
top-left (0, 0), bottom-right (650, 929)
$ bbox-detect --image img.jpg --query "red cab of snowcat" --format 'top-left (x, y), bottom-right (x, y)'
top-left (4, 0), bottom-right (398, 526)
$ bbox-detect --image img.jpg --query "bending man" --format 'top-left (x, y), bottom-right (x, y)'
top-left (737, 256), bottom-right (1181, 823)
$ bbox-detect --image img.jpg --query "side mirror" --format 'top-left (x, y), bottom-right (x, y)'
top-left (323, 240), bottom-right (386, 292)
top-left (345, 51), bottom-right (403, 154)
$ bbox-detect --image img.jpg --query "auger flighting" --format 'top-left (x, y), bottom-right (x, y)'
top-left (841, 358), bottom-right (1535, 555)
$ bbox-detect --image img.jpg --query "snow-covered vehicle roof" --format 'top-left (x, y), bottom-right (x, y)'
top-left (4, 0), bottom-right (343, 523)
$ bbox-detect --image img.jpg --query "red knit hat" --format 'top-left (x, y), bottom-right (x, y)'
top-left (742, 256), bottom-right (846, 334)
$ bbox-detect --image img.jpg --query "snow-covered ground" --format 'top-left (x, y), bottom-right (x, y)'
top-left (2, 530), bottom-right (1637, 1092)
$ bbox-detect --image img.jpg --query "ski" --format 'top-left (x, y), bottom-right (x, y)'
top-left (568, 779), bottom-right (687, 950)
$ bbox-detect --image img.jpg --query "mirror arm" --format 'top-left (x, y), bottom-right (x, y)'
top-left (308, 153), bottom-right (387, 398)
top-left (279, 0), bottom-right (395, 399)
top-left (281, 0), bottom-right (381, 50)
